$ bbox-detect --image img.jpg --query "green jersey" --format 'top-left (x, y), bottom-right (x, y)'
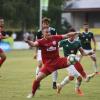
top-left (79, 32), bottom-right (94, 50)
top-left (59, 39), bottom-right (82, 57)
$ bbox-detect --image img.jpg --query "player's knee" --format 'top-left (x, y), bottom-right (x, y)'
top-left (91, 56), bottom-right (96, 61)
top-left (77, 76), bottom-right (82, 82)
top-left (3, 55), bottom-right (6, 60)
top-left (36, 76), bottom-right (42, 81)
top-left (1, 54), bottom-right (6, 61)
top-left (69, 76), bottom-right (74, 80)
top-left (38, 62), bottom-right (42, 68)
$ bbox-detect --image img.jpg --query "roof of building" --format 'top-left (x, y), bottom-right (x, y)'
top-left (64, 0), bottom-right (100, 12)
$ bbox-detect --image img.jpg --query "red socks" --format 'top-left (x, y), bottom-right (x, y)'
top-left (0, 57), bottom-right (6, 66)
top-left (75, 62), bottom-right (86, 78)
top-left (32, 80), bottom-right (40, 95)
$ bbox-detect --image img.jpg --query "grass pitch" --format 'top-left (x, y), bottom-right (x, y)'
top-left (0, 50), bottom-right (100, 100)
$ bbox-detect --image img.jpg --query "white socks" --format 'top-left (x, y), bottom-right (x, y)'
top-left (60, 76), bottom-right (70, 87)
top-left (52, 71), bottom-right (58, 82)
top-left (93, 61), bottom-right (98, 72)
top-left (36, 67), bottom-right (40, 76)
top-left (75, 79), bottom-right (81, 89)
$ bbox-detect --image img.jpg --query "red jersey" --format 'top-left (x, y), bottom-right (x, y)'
top-left (37, 35), bottom-right (63, 64)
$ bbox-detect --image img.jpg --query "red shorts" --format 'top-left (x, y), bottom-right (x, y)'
top-left (0, 48), bottom-right (4, 53)
top-left (40, 57), bottom-right (68, 75)
top-left (74, 62), bottom-right (86, 78)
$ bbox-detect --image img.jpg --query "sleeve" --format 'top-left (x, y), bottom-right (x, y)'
top-left (37, 39), bottom-right (43, 47)
top-left (78, 40), bottom-right (82, 49)
top-left (53, 35), bottom-right (63, 42)
top-left (90, 32), bottom-right (94, 39)
top-left (59, 40), bottom-right (64, 47)
top-left (78, 33), bottom-right (82, 39)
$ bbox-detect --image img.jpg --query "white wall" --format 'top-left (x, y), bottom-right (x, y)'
top-left (12, 41), bottom-right (30, 50)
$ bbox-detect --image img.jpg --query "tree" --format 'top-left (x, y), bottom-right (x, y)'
top-left (43, 0), bottom-right (65, 33)
top-left (0, 0), bottom-right (69, 33)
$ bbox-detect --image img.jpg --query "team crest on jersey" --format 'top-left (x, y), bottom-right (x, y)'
top-left (52, 41), bottom-right (56, 45)
top-left (71, 50), bottom-right (74, 53)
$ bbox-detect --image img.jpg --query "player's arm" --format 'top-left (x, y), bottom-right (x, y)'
top-left (79, 47), bottom-right (94, 56)
top-left (25, 39), bottom-right (39, 47)
top-left (92, 36), bottom-right (96, 51)
top-left (0, 35), bottom-right (8, 39)
top-left (33, 32), bottom-right (39, 59)
top-left (62, 32), bottom-right (78, 39)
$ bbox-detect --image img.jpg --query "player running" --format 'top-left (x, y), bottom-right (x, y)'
top-left (78, 24), bottom-right (99, 74)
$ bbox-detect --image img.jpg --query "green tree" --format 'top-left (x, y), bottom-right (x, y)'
top-left (43, 0), bottom-right (65, 33)
top-left (0, 0), bottom-right (69, 33)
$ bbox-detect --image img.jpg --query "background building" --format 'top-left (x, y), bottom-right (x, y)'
top-left (62, 0), bottom-right (100, 35)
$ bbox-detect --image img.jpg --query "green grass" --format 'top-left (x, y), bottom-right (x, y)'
top-left (0, 50), bottom-right (100, 100)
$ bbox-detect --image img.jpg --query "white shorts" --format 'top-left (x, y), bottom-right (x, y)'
top-left (37, 50), bottom-right (42, 61)
top-left (77, 49), bottom-right (96, 58)
top-left (66, 65), bottom-right (80, 78)
top-left (84, 49), bottom-right (96, 57)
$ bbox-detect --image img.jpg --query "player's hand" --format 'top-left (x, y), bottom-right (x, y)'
top-left (24, 36), bottom-right (30, 43)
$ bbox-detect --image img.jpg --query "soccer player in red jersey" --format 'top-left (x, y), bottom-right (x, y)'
top-left (34, 17), bottom-right (57, 89)
top-left (0, 18), bottom-right (7, 68)
top-left (25, 27), bottom-right (77, 98)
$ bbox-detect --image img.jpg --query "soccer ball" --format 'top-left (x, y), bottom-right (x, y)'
top-left (67, 54), bottom-right (77, 65)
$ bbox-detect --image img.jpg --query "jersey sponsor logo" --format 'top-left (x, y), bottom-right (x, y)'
top-left (47, 46), bottom-right (56, 51)
top-left (71, 50), bottom-right (74, 53)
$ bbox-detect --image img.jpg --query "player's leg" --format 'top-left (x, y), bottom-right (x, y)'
top-left (66, 65), bottom-right (83, 96)
top-left (52, 70), bottom-right (58, 89)
top-left (57, 65), bottom-right (80, 94)
top-left (27, 65), bottom-right (51, 98)
top-left (36, 61), bottom-right (42, 78)
top-left (75, 76), bottom-right (83, 96)
top-left (74, 61), bottom-right (95, 82)
top-left (90, 54), bottom-right (99, 74)
top-left (35, 50), bottom-right (42, 78)
top-left (27, 72), bottom-right (48, 98)
top-left (74, 62), bottom-right (87, 78)
top-left (0, 49), bottom-right (6, 68)
top-left (51, 57), bottom-right (70, 90)
top-left (57, 75), bottom-right (74, 94)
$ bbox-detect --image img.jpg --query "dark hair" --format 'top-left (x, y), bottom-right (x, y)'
top-left (42, 17), bottom-right (51, 23)
top-left (68, 27), bottom-right (76, 32)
